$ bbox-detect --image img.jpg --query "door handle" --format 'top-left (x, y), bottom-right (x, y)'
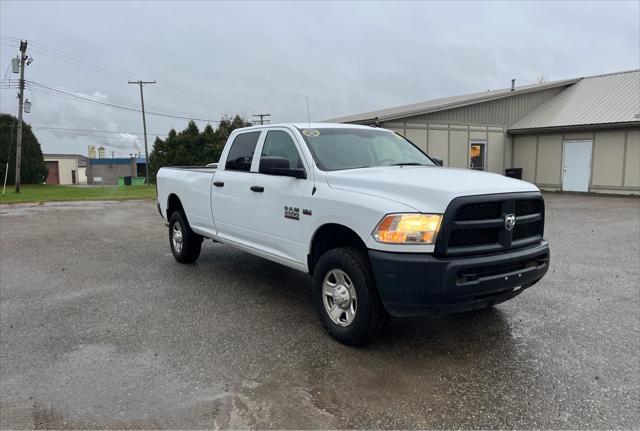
top-left (214, 181), bottom-right (224, 187)
top-left (250, 185), bottom-right (264, 193)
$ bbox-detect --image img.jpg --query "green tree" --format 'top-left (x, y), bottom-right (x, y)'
top-left (0, 113), bottom-right (47, 185)
top-left (148, 115), bottom-right (251, 182)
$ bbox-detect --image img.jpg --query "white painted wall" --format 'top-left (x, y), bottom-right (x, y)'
top-left (43, 157), bottom-right (87, 185)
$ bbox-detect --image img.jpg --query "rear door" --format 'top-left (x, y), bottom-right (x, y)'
top-left (562, 140), bottom-right (592, 192)
top-left (211, 130), bottom-right (263, 245)
top-left (248, 128), bottom-right (312, 264)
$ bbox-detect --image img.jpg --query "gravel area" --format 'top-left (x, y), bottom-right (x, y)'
top-left (1, 193), bottom-right (638, 429)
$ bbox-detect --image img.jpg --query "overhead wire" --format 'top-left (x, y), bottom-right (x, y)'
top-left (33, 126), bottom-right (167, 136)
top-left (23, 80), bottom-right (220, 118)
top-left (1, 34), bottom-right (251, 154)
top-left (21, 80), bottom-right (227, 123)
top-left (0, 33), bottom-right (252, 113)
top-left (0, 35), bottom-right (142, 81)
top-left (3, 78), bottom-right (239, 123)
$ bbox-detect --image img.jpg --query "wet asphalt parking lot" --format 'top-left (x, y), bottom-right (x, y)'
top-left (0, 193), bottom-right (638, 429)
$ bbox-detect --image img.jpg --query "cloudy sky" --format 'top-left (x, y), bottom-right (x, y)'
top-left (1, 0), bottom-right (638, 157)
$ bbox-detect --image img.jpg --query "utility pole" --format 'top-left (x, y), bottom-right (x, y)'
top-left (128, 80), bottom-right (155, 184)
top-left (253, 113), bottom-right (271, 125)
top-left (14, 40), bottom-right (28, 193)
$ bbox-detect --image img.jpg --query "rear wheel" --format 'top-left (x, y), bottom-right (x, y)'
top-left (169, 211), bottom-right (202, 263)
top-left (312, 247), bottom-right (388, 346)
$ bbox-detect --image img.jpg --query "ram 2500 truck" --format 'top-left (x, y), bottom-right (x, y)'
top-left (156, 123), bottom-right (549, 345)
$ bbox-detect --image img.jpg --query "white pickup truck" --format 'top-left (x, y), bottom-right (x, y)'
top-left (157, 123), bottom-right (549, 345)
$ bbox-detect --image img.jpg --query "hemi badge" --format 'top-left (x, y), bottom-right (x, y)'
top-left (303, 209), bottom-right (312, 216)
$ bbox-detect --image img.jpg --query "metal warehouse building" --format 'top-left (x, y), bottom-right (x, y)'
top-left (329, 70), bottom-right (639, 195)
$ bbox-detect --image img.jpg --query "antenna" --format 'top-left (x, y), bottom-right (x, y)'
top-left (306, 96), bottom-right (311, 130)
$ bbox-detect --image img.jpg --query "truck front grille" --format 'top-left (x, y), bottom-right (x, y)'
top-left (515, 199), bottom-right (542, 216)
top-left (455, 202), bottom-right (501, 221)
top-left (449, 228), bottom-right (499, 247)
top-left (513, 220), bottom-right (542, 240)
top-left (435, 192), bottom-right (545, 257)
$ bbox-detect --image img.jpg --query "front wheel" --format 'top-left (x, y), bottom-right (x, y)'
top-left (312, 247), bottom-right (388, 346)
top-left (169, 211), bottom-right (202, 263)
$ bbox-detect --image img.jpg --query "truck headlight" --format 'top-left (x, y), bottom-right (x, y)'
top-left (372, 214), bottom-right (442, 244)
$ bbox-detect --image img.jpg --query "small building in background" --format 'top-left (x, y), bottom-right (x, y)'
top-left (43, 150), bottom-right (147, 186)
top-left (89, 158), bottom-right (138, 185)
top-left (43, 154), bottom-right (89, 185)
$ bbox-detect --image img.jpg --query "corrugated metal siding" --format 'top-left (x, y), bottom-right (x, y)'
top-left (402, 85), bottom-right (571, 127)
top-left (511, 70), bottom-right (640, 130)
top-left (326, 79), bottom-right (578, 123)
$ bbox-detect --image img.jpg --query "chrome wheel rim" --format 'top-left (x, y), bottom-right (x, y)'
top-left (172, 222), bottom-right (183, 253)
top-left (322, 269), bottom-right (357, 327)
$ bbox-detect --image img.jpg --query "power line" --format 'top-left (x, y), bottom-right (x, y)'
top-left (0, 33), bottom-right (251, 113)
top-left (3, 124), bottom-right (168, 137)
top-left (156, 81), bottom-right (249, 114)
top-left (20, 80), bottom-right (220, 119)
top-left (1, 35), bottom-right (147, 81)
top-left (1, 79), bottom-right (213, 118)
top-left (33, 126), bottom-right (167, 136)
top-left (20, 80), bottom-right (227, 123)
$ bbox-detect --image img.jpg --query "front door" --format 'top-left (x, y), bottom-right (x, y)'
top-left (469, 141), bottom-right (486, 170)
top-left (45, 161), bottom-right (59, 184)
top-left (562, 140), bottom-right (592, 192)
top-left (211, 130), bottom-right (262, 245)
top-left (249, 129), bottom-right (311, 264)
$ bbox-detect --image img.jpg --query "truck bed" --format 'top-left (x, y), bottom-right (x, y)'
top-left (161, 166), bottom-right (217, 173)
top-left (156, 166), bottom-right (217, 237)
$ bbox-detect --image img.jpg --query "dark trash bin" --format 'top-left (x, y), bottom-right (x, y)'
top-left (505, 168), bottom-right (523, 179)
top-left (124, 176), bottom-right (132, 186)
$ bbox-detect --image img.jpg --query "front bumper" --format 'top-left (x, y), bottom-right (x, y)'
top-left (369, 241), bottom-right (550, 317)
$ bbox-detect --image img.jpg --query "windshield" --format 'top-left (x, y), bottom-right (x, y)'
top-left (298, 127), bottom-right (436, 171)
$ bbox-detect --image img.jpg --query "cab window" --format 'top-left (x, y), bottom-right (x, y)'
top-left (225, 131), bottom-right (261, 171)
top-left (261, 130), bottom-right (303, 169)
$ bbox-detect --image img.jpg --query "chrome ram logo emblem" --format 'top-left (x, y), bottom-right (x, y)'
top-left (504, 214), bottom-right (516, 231)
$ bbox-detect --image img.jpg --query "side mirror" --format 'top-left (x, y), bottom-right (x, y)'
top-left (432, 157), bottom-right (443, 166)
top-left (259, 156), bottom-right (307, 179)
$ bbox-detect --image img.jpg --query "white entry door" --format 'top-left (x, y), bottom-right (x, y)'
top-left (562, 140), bottom-right (592, 192)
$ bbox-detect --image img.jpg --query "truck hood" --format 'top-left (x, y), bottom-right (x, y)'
top-left (324, 166), bottom-right (539, 213)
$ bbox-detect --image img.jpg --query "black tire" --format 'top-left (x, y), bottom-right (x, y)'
top-left (169, 210), bottom-right (202, 264)
top-left (312, 247), bottom-right (389, 346)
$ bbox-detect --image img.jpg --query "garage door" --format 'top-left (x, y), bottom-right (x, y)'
top-left (45, 161), bottom-right (59, 185)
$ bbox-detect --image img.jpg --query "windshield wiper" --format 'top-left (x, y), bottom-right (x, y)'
top-left (344, 165), bottom-right (371, 170)
top-left (390, 162), bottom-right (425, 166)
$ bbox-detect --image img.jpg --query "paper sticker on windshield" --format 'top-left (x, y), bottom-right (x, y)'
top-left (302, 129), bottom-right (320, 137)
